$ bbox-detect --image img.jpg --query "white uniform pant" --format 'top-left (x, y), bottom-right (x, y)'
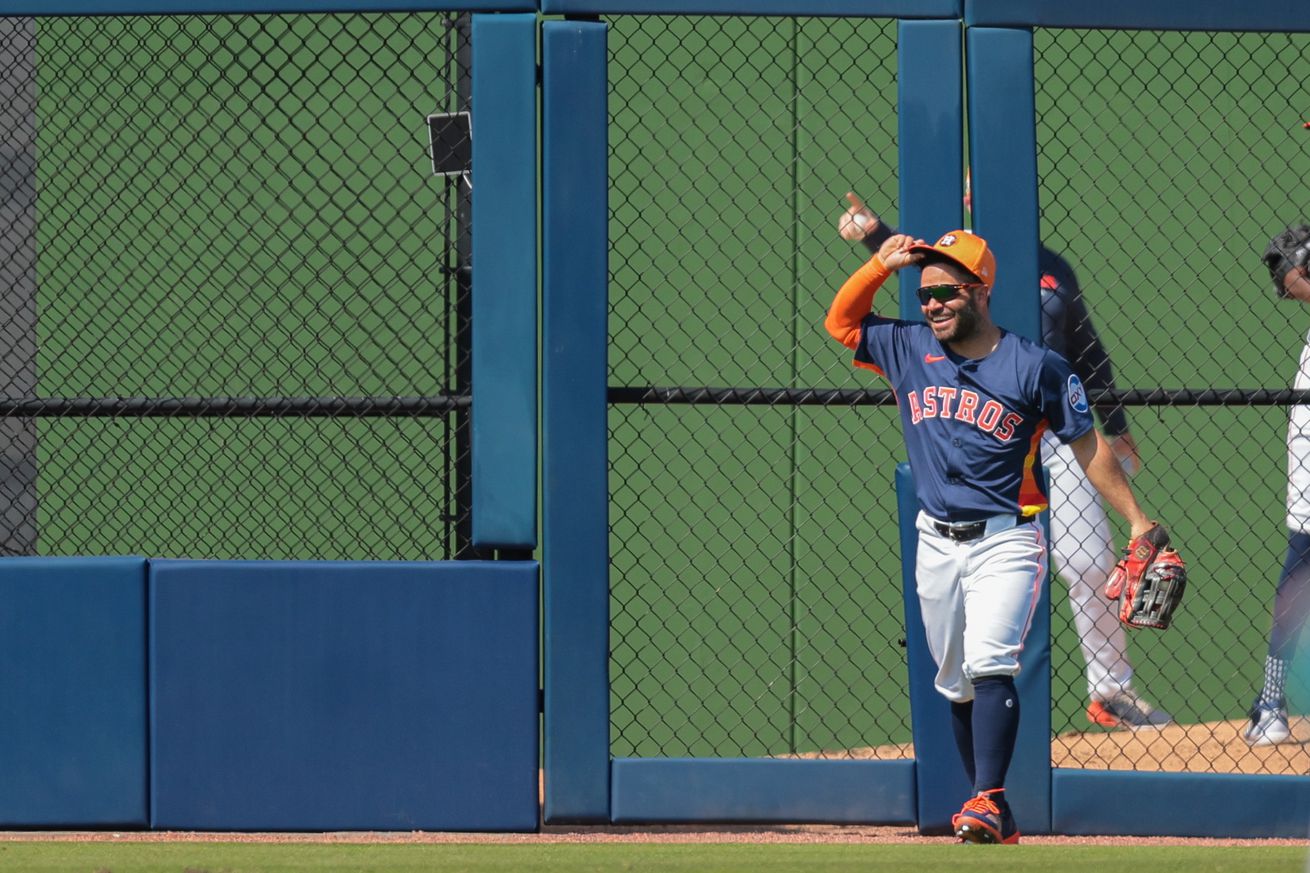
top-left (1041, 431), bottom-right (1134, 701)
top-left (915, 512), bottom-right (1047, 703)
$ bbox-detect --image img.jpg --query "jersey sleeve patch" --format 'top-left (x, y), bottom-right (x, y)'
top-left (1067, 374), bottom-right (1090, 414)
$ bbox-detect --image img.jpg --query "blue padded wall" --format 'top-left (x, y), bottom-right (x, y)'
top-left (542, 19), bottom-right (611, 824)
top-left (897, 18), bottom-right (964, 321)
top-left (611, 758), bottom-right (916, 824)
top-left (472, 12), bottom-right (538, 550)
top-left (1054, 769), bottom-right (1310, 839)
top-left (895, 466), bottom-right (970, 833)
top-left (150, 559), bottom-right (538, 831)
top-left (966, 26), bottom-right (1040, 343)
top-left (0, 557), bottom-right (147, 827)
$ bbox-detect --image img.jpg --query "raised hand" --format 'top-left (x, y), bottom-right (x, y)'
top-left (838, 192), bottom-right (880, 242)
top-left (878, 233), bottom-right (925, 271)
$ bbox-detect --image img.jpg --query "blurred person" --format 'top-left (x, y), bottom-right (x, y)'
top-left (1248, 225), bottom-right (1310, 745)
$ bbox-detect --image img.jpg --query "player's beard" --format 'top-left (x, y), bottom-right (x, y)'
top-left (936, 293), bottom-right (982, 343)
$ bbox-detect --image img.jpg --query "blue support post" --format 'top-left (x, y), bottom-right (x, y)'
top-left (542, 19), bottom-right (610, 824)
top-left (967, 26), bottom-right (1040, 343)
top-left (895, 464), bottom-right (969, 834)
top-left (895, 19), bottom-right (970, 834)
top-left (966, 24), bottom-right (1050, 834)
top-left (472, 13), bottom-right (538, 550)
top-left (897, 18), bottom-right (964, 321)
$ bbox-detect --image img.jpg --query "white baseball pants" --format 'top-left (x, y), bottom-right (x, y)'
top-left (915, 511), bottom-right (1047, 703)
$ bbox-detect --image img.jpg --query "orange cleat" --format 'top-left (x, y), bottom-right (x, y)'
top-left (953, 789), bottom-right (1020, 845)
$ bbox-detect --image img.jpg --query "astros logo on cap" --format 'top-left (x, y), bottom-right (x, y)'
top-left (908, 229), bottom-right (997, 290)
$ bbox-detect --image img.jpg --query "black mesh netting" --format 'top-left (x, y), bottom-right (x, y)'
top-left (606, 15), bottom-right (910, 760)
top-left (1036, 27), bottom-right (1310, 774)
top-left (608, 18), bottom-right (1310, 778)
top-left (0, 12), bottom-right (474, 560)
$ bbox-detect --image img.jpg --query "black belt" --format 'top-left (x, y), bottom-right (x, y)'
top-left (930, 515), bottom-right (1026, 543)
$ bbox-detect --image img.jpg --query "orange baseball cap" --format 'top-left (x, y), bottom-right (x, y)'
top-left (909, 230), bottom-right (996, 290)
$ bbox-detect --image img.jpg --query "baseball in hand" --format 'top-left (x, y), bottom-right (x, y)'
top-left (839, 210), bottom-right (873, 241)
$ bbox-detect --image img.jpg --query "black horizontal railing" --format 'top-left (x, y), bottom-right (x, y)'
top-left (607, 387), bottom-right (1310, 407)
top-left (4, 387), bottom-right (1304, 416)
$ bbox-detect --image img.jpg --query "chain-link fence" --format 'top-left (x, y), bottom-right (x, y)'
top-left (608, 16), bottom-right (1310, 778)
top-left (607, 15), bottom-right (911, 759)
top-left (1037, 27), bottom-right (1310, 775)
top-left (0, 12), bottom-right (473, 560)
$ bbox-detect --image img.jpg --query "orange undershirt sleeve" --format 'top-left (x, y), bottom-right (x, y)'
top-left (825, 255), bottom-right (894, 350)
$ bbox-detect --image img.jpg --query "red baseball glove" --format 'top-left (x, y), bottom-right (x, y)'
top-left (1104, 523), bottom-right (1188, 630)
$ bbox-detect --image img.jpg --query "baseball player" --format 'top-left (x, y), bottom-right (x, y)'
top-left (837, 191), bottom-right (1172, 730)
top-left (1248, 226), bottom-right (1310, 745)
top-left (826, 229), bottom-right (1168, 844)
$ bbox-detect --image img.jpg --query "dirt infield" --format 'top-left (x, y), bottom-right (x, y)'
top-left (1052, 716), bottom-right (1310, 773)
top-left (803, 716), bottom-right (1310, 775)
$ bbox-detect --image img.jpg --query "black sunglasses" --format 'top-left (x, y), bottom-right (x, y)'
top-left (916, 283), bottom-right (984, 306)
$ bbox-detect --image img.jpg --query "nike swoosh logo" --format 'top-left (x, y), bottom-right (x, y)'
top-left (924, 353), bottom-right (947, 363)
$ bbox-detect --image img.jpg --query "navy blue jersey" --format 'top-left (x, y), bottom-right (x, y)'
top-left (863, 232), bottom-right (1129, 436)
top-left (856, 315), bottom-right (1095, 522)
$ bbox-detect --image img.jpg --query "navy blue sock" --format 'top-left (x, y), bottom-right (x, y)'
top-left (949, 700), bottom-right (976, 787)
top-left (971, 675), bottom-right (1020, 793)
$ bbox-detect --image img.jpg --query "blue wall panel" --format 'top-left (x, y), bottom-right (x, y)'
top-left (963, 29), bottom-right (1051, 833)
top-left (542, 19), bottom-right (611, 825)
top-left (895, 465), bottom-right (969, 834)
top-left (967, 26), bottom-right (1039, 343)
top-left (1054, 769), bottom-right (1310, 838)
top-left (543, 0), bottom-right (959, 17)
top-left (897, 18), bottom-right (963, 320)
top-left (611, 759), bottom-right (916, 824)
top-left (150, 559), bottom-right (538, 831)
top-left (967, 0), bottom-right (1310, 33)
top-left (472, 13), bottom-right (538, 550)
top-left (0, 557), bottom-right (147, 827)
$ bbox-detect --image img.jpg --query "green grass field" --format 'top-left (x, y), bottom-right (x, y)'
top-left (0, 842), bottom-right (1303, 873)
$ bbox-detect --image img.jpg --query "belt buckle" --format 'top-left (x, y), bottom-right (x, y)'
top-left (937, 519), bottom-right (983, 542)
top-left (956, 521), bottom-right (984, 541)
